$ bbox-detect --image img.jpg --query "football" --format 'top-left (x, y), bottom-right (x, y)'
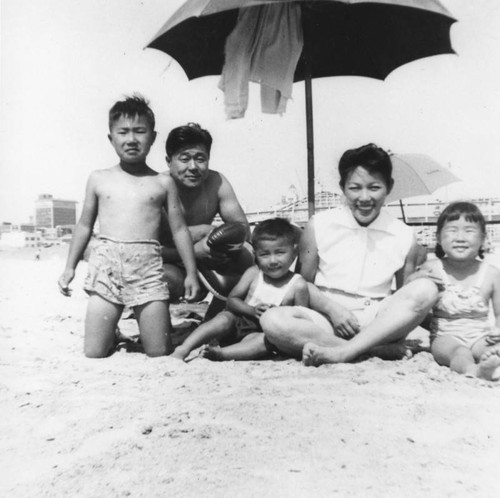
top-left (207, 222), bottom-right (247, 252)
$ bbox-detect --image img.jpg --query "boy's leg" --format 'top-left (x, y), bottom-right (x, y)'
top-left (84, 294), bottom-right (123, 358)
top-left (134, 300), bottom-right (170, 357)
top-left (431, 335), bottom-right (477, 377)
top-left (200, 333), bottom-right (270, 361)
top-left (171, 311), bottom-right (237, 360)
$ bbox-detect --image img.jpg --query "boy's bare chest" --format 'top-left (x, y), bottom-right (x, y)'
top-left (98, 176), bottom-right (166, 207)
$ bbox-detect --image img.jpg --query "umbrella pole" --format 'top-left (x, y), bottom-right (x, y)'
top-left (305, 72), bottom-right (315, 219)
top-left (399, 199), bottom-right (407, 223)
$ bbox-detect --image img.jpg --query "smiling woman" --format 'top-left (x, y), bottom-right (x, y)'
top-left (261, 143), bottom-right (439, 366)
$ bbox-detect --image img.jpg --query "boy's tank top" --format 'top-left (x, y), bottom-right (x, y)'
top-left (246, 271), bottom-right (301, 307)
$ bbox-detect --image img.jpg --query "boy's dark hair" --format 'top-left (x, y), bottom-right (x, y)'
top-left (251, 218), bottom-right (297, 248)
top-left (166, 123), bottom-right (213, 158)
top-left (338, 143), bottom-right (392, 189)
top-left (435, 201), bottom-right (486, 259)
top-left (108, 94), bottom-right (155, 131)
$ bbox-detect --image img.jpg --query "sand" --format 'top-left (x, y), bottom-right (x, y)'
top-left (1, 247), bottom-right (500, 497)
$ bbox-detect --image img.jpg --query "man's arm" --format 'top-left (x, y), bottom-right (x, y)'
top-left (217, 173), bottom-right (251, 240)
top-left (58, 174), bottom-right (98, 295)
top-left (163, 178), bottom-right (200, 301)
top-left (161, 223), bottom-right (213, 263)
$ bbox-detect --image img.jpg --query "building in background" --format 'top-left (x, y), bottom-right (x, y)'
top-left (35, 194), bottom-right (77, 230)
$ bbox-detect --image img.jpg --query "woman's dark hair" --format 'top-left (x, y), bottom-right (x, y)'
top-left (338, 143), bottom-right (392, 189)
top-left (435, 201), bottom-right (486, 259)
top-left (251, 218), bottom-right (297, 248)
top-left (165, 123), bottom-right (213, 158)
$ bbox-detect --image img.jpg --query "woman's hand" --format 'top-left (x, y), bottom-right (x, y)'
top-left (408, 266), bottom-right (444, 288)
top-left (329, 307), bottom-right (360, 338)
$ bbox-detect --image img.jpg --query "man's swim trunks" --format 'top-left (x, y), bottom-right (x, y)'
top-left (84, 236), bottom-right (169, 307)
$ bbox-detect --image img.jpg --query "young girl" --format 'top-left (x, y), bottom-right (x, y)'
top-left (413, 201), bottom-right (500, 380)
top-left (171, 218), bottom-right (309, 361)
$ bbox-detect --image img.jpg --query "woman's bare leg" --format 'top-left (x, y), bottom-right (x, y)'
top-left (261, 306), bottom-right (344, 359)
top-left (303, 279), bottom-right (439, 366)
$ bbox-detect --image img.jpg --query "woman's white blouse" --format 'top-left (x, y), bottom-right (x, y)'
top-left (313, 206), bottom-right (414, 298)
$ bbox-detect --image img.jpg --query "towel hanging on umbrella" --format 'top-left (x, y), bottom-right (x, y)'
top-left (219, 4), bottom-right (303, 118)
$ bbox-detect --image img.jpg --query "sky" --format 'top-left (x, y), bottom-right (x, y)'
top-left (1, 0), bottom-right (500, 223)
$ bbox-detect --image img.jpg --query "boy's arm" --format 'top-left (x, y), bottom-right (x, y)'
top-left (163, 178), bottom-right (200, 301)
top-left (226, 266), bottom-right (260, 319)
top-left (58, 174), bottom-right (98, 296)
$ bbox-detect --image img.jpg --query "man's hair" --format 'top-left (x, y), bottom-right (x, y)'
top-left (251, 218), bottom-right (297, 248)
top-left (435, 201), bottom-right (486, 259)
top-left (165, 123), bottom-right (213, 158)
top-left (338, 143), bottom-right (392, 189)
top-left (108, 94), bottom-right (155, 131)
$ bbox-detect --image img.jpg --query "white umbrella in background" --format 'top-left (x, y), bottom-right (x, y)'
top-left (386, 153), bottom-right (461, 222)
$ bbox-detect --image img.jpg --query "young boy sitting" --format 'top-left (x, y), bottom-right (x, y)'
top-left (58, 95), bottom-right (199, 358)
top-left (171, 218), bottom-right (309, 361)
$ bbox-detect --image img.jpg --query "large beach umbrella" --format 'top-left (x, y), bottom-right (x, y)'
top-left (146, 0), bottom-right (456, 216)
top-left (387, 153), bottom-right (461, 222)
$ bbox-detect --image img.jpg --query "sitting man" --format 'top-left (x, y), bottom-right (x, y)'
top-left (161, 123), bottom-right (254, 317)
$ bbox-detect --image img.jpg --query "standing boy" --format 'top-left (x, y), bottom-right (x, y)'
top-left (58, 95), bottom-right (199, 358)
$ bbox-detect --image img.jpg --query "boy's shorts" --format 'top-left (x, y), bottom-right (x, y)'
top-left (84, 236), bottom-right (169, 307)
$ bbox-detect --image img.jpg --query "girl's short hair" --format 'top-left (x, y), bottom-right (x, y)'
top-left (338, 143), bottom-right (392, 189)
top-left (251, 218), bottom-right (297, 248)
top-left (435, 201), bottom-right (486, 259)
top-left (165, 123), bottom-right (212, 158)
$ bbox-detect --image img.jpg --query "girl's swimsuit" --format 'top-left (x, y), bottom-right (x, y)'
top-left (430, 260), bottom-right (492, 348)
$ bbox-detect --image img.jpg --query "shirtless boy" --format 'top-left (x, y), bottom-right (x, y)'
top-left (58, 95), bottom-right (199, 358)
top-left (161, 123), bottom-right (253, 312)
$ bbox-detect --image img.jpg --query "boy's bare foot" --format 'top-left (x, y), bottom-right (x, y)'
top-left (199, 344), bottom-right (225, 361)
top-left (477, 347), bottom-right (500, 381)
top-left (170, 346), bottom-right (190, 361)
top-left (302, 342), bottom-right (345, 367)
